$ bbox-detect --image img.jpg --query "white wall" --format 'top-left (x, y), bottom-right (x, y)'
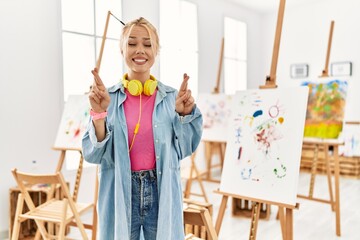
top-left (189, 0), bottom-right (263, 92)
top-left (0, 0), bottom-right (63, 234)
top-left (4, 0), bottom-right (360, 236)
top-left (260, 0), bottom-right (360, 121)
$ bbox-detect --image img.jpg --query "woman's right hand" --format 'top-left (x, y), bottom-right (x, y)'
top-left (89, 68), bottom-right (110, 113)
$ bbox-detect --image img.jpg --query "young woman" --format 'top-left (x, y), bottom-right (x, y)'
top-left (82, 17), bottom-right (203, 240)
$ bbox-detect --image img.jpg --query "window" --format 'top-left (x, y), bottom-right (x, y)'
top-left (61, 0), bottom-right (123, 101)
top-left (61, 0), bottom-right (122, 169)
top-left (160, 0), bottom-right (198, 98)
top-left (224, 17), bottom-right (247, 94)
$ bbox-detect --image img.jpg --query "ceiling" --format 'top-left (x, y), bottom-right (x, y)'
top-left (226, 0), bottom-right (324, 13)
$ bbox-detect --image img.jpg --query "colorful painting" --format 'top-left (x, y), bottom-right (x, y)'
top-left (220, 87), bottom-right (309, 206)
top-left (301, 79), bottom-right (348, 138)
top-left (197, 93), bottom-right (232, 142)
top-left (54, 95), bottom-right (90, 150)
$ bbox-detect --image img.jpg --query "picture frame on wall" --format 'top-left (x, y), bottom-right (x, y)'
top-left (290, 64), bottom-right (309, 78)
top-left (331, 61), bottom-right (352, 76)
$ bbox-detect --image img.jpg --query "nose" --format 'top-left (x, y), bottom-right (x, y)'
top-left (136, 46), bottom-right (145, 54)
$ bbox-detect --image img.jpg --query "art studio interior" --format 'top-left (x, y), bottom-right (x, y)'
top-left (1, 0), bottom-right (359, 239)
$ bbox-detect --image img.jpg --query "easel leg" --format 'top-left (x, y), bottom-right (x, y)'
top-left (309, 144), bottom-right (319, 197)
top-left (248, 202), bottom-right (261, 240)
top-left (219, 142), bottom-right (226, 170)
top-left (215, 195), bottom-right (228, 235)
top-left (333, 146), bottom-right (341, 236)
top-left (193, 162), bottom-right (209, 203)
top-left (205, 142), bottom-right (212, 180)
top-left (324, 144), bottom-right (335, 211)
top-left (278, 206), bottom-right (285, 239)
top-left (285, 208), bottom-right (293, 240)
top-left (73, 152), bottom-right (84, 202)
top-left (92, 169), bottom-right (99, 240)
top-left (56, 150), bottom-right (66, 172)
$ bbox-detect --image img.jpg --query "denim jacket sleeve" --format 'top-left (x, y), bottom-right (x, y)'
top-left (172, 104), bottom-right (203, 159)
top-left (82, 118), bottom-right (114, 166)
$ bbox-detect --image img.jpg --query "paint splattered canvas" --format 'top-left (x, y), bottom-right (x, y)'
top-left (54, 95), bottom-right (90, 150)
top-left (197, 93), bottom-right (232, 142)
top-left (220, 87), bottom-right (309, 206)
top-left (301, 79), bottom-right (348, 138)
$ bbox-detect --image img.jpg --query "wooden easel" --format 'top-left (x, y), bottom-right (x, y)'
top-left (182, 152), bottom-right (209, 203)
top-left (50, 10), bottom-right (115, 240)
top-left (297, 20), bottom-right (343, 237)
top-left (214, 190), bottom-right (298, 240)
top-left (298, 138), bottom-right (343, 236)
top-left (215, 1), bottom-right (299, 239)
top-left (319, 21), bottom-right (334, 78)
top-left (52, 147), bottom-right (84, 202)
top-left (202, 37), bottom-right (227, 183)
top-left (84, 10), bottom-right (114, 239)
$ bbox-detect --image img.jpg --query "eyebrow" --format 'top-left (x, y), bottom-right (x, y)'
top-left (129, 36), bottom-right (151, 41)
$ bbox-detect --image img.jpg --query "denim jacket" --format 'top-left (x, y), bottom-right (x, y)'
top-left (82, 80), bottom-right (203, 239)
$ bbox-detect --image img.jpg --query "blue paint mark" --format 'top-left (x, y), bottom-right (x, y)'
top-left (253, 110), bottom-right (263, 118)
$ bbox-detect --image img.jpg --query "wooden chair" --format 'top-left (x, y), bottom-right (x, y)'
top-left (54, 149), bottom-right (98, 240)
top-left (183, 202), bottom-right (218, 240)
top-left (11, 168), bottom-right (93, 240)
top-left (181, 152), bottom-right (208, 203)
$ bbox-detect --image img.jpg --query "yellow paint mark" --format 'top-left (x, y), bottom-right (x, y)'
top-left (278, 117), bottom-right (284, 124)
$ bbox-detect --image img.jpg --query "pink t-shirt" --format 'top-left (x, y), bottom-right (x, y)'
top-left (123, 89), bottom-right (157, 171)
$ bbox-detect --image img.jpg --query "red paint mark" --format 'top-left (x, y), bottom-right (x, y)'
top-left (74, 128), bottom-right (81, 138)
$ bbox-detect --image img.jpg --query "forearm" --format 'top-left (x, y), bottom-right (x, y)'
top-left (173, 106), bottom-right (203, 158)
top-left (93, 119), bottom-right (107, 142)
top-left (82, 120), bottom-right (112, 164)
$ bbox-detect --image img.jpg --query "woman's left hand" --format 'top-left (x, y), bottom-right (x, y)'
top-left (176, 73), bottom-right (195, 116)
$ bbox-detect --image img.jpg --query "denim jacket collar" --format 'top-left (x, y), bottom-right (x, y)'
top-left (107, 79), bottom-right (176, 108)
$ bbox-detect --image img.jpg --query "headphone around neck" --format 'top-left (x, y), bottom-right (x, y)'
top-left (122, 73), bottom-right (157, 96)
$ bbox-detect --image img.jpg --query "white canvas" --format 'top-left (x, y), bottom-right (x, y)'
top-left (197, 93), bottom-right (232, 142)
top-left (220, 87), bottom-right (309, 206)
top-left (339, 124), bottom-right (360, 157)
top-left (54, 95), bottom-right (90, 150)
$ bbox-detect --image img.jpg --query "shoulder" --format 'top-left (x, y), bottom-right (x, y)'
top-left (157, 80), bottom-right (177, 96)
top-left (107, 82), bottom-right (124, 94)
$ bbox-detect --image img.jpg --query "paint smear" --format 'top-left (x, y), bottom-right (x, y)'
top-left (253, 110), bottom-right (263, 118)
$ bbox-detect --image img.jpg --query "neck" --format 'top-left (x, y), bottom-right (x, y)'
top-left (127, 71), bottom-right (151, 84)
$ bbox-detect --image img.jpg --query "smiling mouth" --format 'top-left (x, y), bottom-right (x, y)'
top-left (133, 58), bottom-right (147, 64)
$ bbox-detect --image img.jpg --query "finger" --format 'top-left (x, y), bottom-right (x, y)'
top-left (178, 89), bottom-right (191, 102)
top-left (183, 89), bottom-right (192, 103)
top-left (98, 89), bottom-right (110, 101)
top-left (89, 92), bottom-right (101, 104)
top-left (91, 68), bottom-right (106, 89)
top-left (184, 97), bottom-right (194, 107)
top-left (179, 73), bottom-right (189, 92)
top-left (91, 85), bottom-right (102, 100)
top-left (175, 94), bottom-right (186, 106)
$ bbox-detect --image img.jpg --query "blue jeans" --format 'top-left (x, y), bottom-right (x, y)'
top-left (131, 169), bottom-right (159, 240)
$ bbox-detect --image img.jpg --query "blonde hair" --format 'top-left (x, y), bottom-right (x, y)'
top-left (120, 17), bottom-right (159, 55)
